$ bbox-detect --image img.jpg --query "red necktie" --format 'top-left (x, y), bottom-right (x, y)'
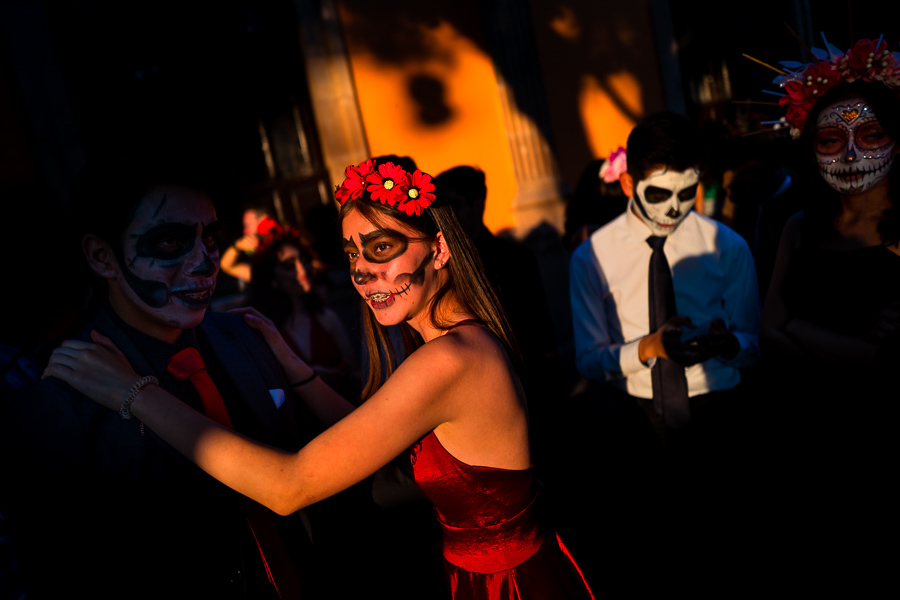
top-left (167, 347), bottom-right (233, 427)
top-left (167, 346), bottom-right (302, 599)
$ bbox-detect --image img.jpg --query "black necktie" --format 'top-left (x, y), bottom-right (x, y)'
top-left (646, 236), bottom-right (690, 428)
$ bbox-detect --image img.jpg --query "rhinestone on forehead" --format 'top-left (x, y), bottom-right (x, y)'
top-left (840, 108), bottom-right (860, 123)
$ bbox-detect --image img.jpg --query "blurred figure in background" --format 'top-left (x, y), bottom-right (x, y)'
top-left (0, 182), bottom-right (92, 600)
top-left (564, 148), bottom-right (629, 251)
top-left (246, 228), bottom-right (360, 401)
top-left (435, 165), bottom-right (561, 464)
top-left (220, 205), bottom-right (280, 284)
top-left (723, 158), bottom-right (803, 300)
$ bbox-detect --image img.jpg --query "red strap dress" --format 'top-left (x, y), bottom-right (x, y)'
top-left (411, 431), bottom-right (595, 599)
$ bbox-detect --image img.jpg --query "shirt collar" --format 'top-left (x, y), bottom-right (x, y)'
top-left (102, 302), bottom-right (200, 374)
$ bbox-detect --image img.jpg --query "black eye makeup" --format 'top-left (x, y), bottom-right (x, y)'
top-left (342, 237), bottom-right (360, 263)
top-left (201, 222), bottom-right (221, 253)
top-left (134, 221), bottom-right (220, 261)
top-left (134, 223), bottom-right (198, 260)
top-left (643, 187), bottom-right (674, 204)
top-left (358, 228), bottom-right (410, 264)
top-left (855, 121), bottom-right (893, 151)
top-left (815, 126), bottom-right (848, 155)
top-left (677, 184), bottom-right (699, 202)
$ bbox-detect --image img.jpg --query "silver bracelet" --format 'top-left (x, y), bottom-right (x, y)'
top-left (120, 375), bottom-right (159, 420)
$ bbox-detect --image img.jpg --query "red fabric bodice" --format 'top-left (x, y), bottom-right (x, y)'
top-left (411, 432), bottom-right (594, 599)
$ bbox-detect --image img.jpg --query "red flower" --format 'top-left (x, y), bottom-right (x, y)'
top-left (782, 79), bottom-right (813, 105)
top-left (397, 170), bottom-right (436, 216)
top-left (334, 182), bottom-right (353, 204)
top-left (354, 159), bottom-right (375, 180)
top-left (256, 216), bottom-right (282, 238)
top-left (366, 162), bottom-right (408, 206)
top-left (847, 38), bottom-right (887, 71)
top-left (334, 159), bottom-right (376, 205)
top-left (780, 61), bottom-right (843, 133)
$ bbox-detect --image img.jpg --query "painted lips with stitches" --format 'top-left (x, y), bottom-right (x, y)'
top-left (367, 282), bottom-right (412, 303)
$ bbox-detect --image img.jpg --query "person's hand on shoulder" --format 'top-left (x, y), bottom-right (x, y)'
top-left (44, 331), bottom-right (140, 411)
top-left (231, 307), bottom-right (314, 383)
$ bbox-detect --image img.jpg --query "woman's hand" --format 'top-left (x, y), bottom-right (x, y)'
top-left (233, 234), bottom-right (259, 254)
top-left (230, 307), bottom-right (314, 381)
top-left (44, 331), bottom-right (141, 411)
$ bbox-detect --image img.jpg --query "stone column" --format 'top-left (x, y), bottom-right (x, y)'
top-left (481, 0), bottom-right (565, 236)
top-left (293, 0), bottom-right (369, 195)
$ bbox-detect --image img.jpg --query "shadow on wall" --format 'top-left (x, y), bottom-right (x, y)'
top-left (338, 0), bottom-right (666, 188)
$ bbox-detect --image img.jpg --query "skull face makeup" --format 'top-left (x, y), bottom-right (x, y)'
top-left (109, 185), bottom-right (220, 339)
top-left (341, 208), bottom-right (441, 328)
top-left (633, 167), bottom-right (700, 235)
top-left (815, 97), bottom-right (896, 195)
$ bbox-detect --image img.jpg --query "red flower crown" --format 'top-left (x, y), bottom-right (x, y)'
top-left (334, 159), bottom-right (436, 217)
top-left (765, 34), bottom-right (900, 137)
top-left (257, 221), bottom-right (302, 255)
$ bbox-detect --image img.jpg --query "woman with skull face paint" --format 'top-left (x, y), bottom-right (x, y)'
top-left (760, 43), bottom-right (900, 575)
top-left (763, 79), bottom-right (900, 386)
top-left (47, 159), bottom-right (596, 599)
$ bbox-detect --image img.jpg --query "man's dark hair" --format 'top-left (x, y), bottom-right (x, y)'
top-left (626, 111), bottom-right (702, 182)
top-left (435, 166), bottom-right (487, 206)
top-left (435, 165), bottom-right (488, 239)
top-left (68, 154), bottom-right (211, 247)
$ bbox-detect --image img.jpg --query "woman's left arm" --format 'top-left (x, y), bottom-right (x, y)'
top-left (45, 330), bottom-right (461, 516)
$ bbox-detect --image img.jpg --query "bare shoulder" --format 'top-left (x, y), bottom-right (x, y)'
top-left (392, 325), bottom-right (514, 398)
top-left (419, 324), bottom-right (508, 370)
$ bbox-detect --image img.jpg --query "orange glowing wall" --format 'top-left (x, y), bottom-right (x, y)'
top-left (337, 2), bottom-right (518, 232)
top-left (529, 2), bottom-right (666, 187)
top-left (336, 2), bottom-right (666, 228)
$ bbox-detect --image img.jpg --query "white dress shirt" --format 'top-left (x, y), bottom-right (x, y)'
top-left (569, 201), bottom-right (760, 399)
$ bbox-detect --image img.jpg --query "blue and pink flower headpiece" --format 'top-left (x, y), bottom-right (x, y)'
top-left (335, 159), bottom-right (436, 217)
top-left (754, 33), bottom-right (900, 137)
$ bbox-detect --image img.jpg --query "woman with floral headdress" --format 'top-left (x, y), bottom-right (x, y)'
top-left (45, 158), bottom-right (595, 599)
top-left (763, 37), bottom-right (900, 401)
top-left (761, 36), bottom-right (900, 575)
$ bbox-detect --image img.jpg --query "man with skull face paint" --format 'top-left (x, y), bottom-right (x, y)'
top-left (570, 112), bottom-right (760, 445)
top-left (0, 159), bottom-right (319, 599)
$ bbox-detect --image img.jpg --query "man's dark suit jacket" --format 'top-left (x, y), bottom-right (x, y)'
top-left (0, 306), bottom-right (317, 599)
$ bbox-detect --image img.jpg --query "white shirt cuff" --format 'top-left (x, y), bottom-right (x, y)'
top-left (619, 339), bottom-right (647, 375)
